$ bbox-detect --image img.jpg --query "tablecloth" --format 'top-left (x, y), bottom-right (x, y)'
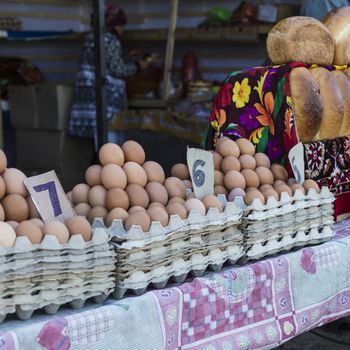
top-left (1, 220), bottom-right (350, 350)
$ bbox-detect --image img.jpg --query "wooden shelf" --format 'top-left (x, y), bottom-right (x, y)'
top-left (128, 99), bottom-right (167, 108)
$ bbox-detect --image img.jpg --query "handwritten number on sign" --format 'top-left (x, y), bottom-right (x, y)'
top-left (291, 156), bottom-right (301, 184)
top-left (33, 181), bottom-right (62, 217)
top-left (192, 159), bottom-right (206, 187)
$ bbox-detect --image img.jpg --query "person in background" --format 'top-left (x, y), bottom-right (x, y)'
top-left (69, 5), bottom-right (148, 147)
top-left (301, 0), bottom-right (349, 20)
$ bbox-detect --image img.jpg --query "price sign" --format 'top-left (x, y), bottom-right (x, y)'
top-left (24, 170), bottom-right (75, 223)
top-left (187, 148), bottom-right (214, 199)
top-left (288, 142), bottom-right (305, 184)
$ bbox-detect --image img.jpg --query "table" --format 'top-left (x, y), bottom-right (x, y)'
top-left (0, 220), bottom-right (350, 350)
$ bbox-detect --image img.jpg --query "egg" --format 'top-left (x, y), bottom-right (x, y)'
top-left (236, 138), bottom-right (255, 155)
top-left (211, 151), bottom-right (223, 171)
top-left (16, 220), bottom-right (43, 244)
top-left (106, 188), bottom-right (129, 211)
top-left (99, 143), bottom-right (124, 166)
top-left (66, 191), bottom-right (73, 202)
top-left (246, 186), bottom-right (259, 193)
top-left (0, 222), bottom-right (16, 248)
top-left (122, 140), bottom-right (145, 164)
top-left (166, 202), bottom-right (187, 219)
top-left (170, 163), bottom-right (189, 180)
top-left (239, 154), bottom-right (256, 170)
top-left (262, 188), bottom-right (279, 201)
top-left (147, 206), bottom-right (169, 227)
top-left (6, 221), bottom-right (18, 229)
top-left (148, 202), bottom-right (166, 209)
top-left (74, 203), bottom-right (91, 217)
top-left (2, 194), bottom-right (29, 222)
top-left (0, 204), bottom-right (4, 221)
top-left (214, 185), bottom-right (228, 196)
top-left (168, 197), bottom-right (185, 205)
top-left (65, 216), bottom-right (92, 241)
top-left (273, 180), bottom-right (286, 188)
top-left (128, 206), bottom-right (147, 214)
top-left (182, 180), bottom-right (193, 190)
top-left (244, 190), bottom-right (265, 205)
top-left (275, 184), bottom-right (293, 197)
top-left (224, 170), bottom-right (246, 190)
top-left (28, 196), bottom-right (40, 219)
top-left (145, 182), bottom-right (168, 206)
top-left (254, 152), bottom-right (271, 168)
top-left (106, 208), bottom-right (129, 226)
top-left (88, 185), bottom-right (106, 207)
top-left (3, 168), bottom-right (27, 197)
top-left (42, 221), bottom-right (69, 244)
top-left (287, 178), bottom-right (297, 186)
top-left (271, 164), bottom-right (288, 181)
top-left (164, 177), bottom-right (186, 199)
top-left (101, 164), bottom-right (127, 190)
top-left (201, 194), bottom-right (223, 213)
top-left (290, 183), bottom-right (305, 194)
top-left (303, 179), bottom-right (320, 194)
top-left (255, 167), bottom-right (274, 186)
top-left (125, 184), bottom-right (149, 208)
top-left (0, 149), bottom-right (7, 174)
top-left (85, 165), bottom-right (102, 186)
top-left (228, 188), bottom-right (246, 202)
top-left (241, 169), bottom-right (260, 188)
top-left (71, 183), bottom-right (90, 205)
top-left (124, 211), bottom-right (151, 232)
top-left (29, 218), bottom-right (44, 228)
top-left (215, 136), bottom-right (230, 147)
top-left (0, 176), bottom-right (6, 200)
top-left (221, 156), bottom-right (241, 173)
top-left (184, 198), bottom-right (206, 216)
top-left (216, 139), bottom-right (240, 158)
top-left (123, 162), bottom-right (148, 187)
top-left (259, 184), bottom-right (273, 192)
top-left (142, 161), bottom-right (165, 184)
top-left (214, 170), bottom-right (225, 186)
top-left (87, 206), bottom-right (108, 224)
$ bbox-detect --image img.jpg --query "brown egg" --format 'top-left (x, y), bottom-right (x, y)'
top-left (262, 188), bottom-right (279, 201)
top-left (228, 188), bottom-right (246, 201)
top-left (241, 169), bottom-right (260, 188)
top-left (124, 211), bottom-right (151, 232)
top-left (287, 178), bottom-right (297, 186)
top-left (66, 191), bottom-right (73, 202)
top-left (106, 208), bottom-right (129, 226)
top-left (28, 196), bottom-right (40, 219)
top-left (271, 164), bottom-right (288, 181)
top-left (3, 168), bottom-right (27, 197)
top-left (142, 161), bottom-right (165, 184)
top-left (88, 185), bottom-right (106, 207)
top-left (216, 139), bottom-right (240, 158)
top-left (6, 220), bottom-right (18, 229)
top-left (221, 156), bottom-right (241, 173)
top-left (65, 216), bottom-right (92, 241)
top-left (145, 182), bottom-right (168, 206)
top-left (125, 184), bottom-right (149, 208)
top-left (239, 154), bottom-right (256, 170)
top-left (0, 176), bottom-right (5, 200)
top-left (85, 165), bottom-right (102, 186)
top-left (303, 179), bottom-right (320, 194)
top-left (273, 180), bottom-right (286, 188)
top-left (244, 190), bottom-right (265, 205)
top-left (166, 202), bottom-right (187, 219)
top-left (290, 183), bottom-right (305, 194)
top-left (128, 206), bottom-right (147, 214)
top-left (184, 198), bottom-right (206, 216)
top-left (101, 164), bottom-right (127, 190)
top-left (215, 136), bottom-right (230, 148)
top-left (2, 194), bottom-right (29, 222)
top-left (212, 151), bottom-right (223, 171)
top-left (224, 170), bottom-right (246, 190)
top-left (171, 163), bottom-right (190, 180)
top-left (105, 188), bottom-right (129, 211)
top-left (148, 202), bottom-right (165, 209)
top-left (164, 177), bottom-right (186, 199)
top-left (0, 204), bottom-right (4, 221)
top-left (246, 186), bottom-right (259, 193)
top-left (254, 152), bottom-right (271, 168)
top-left (29, 218), bottom-right (44, 228)
top-left (72, 183), bottom-right (90, 205)
top-left (259, 184), bottom-right (273, 192)
top-left (0, 149), bottom-right (7, 174)
top-left (122, 140), bottom-right (145, 164)
top-left (214, 185), bottom-right (228, 196)
top-left (123, 162), bottom-right (148, 187)
top-left (99, 143), bottom-right (124, 166)
top-left (147, 206), bottom-right (169, 227)
top-left (255, 167), bottom-right (274, 186)
top-left (87, 206), bottom-right (108, 224)
top-left (168, 197), bottom-right (185, 205)
top-left (236, 138), bottom-right (255, 155)
top-left (74, 203), bottom-right (91, 217)
top-left (16, 220), bottom-right (43, 244)
top-left (202, 194), bottom-right (223, 213)
top-left (42, 221), bottom-right (69, 244)
top-left (214, 170), bottom-right (225, 186)
top-left (275, 184), bottom-right (293, 197)
top-left (182, 180), bottom-right (193, 190)
top-left (0, 222), bottom-right (16, 248)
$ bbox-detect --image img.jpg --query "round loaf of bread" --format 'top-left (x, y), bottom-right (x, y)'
top-left (333, 70), bottom-right (350, 137)
top-left (289, 67), bottom-right (322, 143)
top-left (267, 16), bottom-right (334, 65)
top-left (310, 67), bottom-right (343, 140)
top-left (323, 7), bottom-right (350, 65)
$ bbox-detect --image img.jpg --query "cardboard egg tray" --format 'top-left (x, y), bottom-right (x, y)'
top-left (0, 230), bottom-right (116, 322)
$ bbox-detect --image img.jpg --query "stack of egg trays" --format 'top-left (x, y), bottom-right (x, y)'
top-left (93, 196), bottom-right (244, 299)
top-left (0, 229), bottom-right (116, 322)
top-left (234, 187), bottom-right (335, 260)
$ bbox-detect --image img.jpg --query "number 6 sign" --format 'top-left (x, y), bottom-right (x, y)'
top-left (24, 171), bottom-right (75, 223)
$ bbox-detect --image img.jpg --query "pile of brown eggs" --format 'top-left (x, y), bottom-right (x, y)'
top-left (68, 141), bottom-right (224, 232)
top-left (212, 137), bottom-right (320, 205)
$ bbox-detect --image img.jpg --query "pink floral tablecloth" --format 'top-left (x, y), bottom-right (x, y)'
top-left (1, 221), bottom-right (350, 350)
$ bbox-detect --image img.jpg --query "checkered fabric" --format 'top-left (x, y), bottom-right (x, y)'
top-left (313, 244), bottom-right (340, 269)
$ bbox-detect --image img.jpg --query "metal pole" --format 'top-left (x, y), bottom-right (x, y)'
top-left (92, 0), bottom-right (107, 149)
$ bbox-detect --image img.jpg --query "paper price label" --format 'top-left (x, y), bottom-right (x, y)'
top-left (187, 148), bottom-right (214, 199)
top-left (288, 142), bottom-right (305, 184)
top-left (24, 170), bottom-right (75, 223)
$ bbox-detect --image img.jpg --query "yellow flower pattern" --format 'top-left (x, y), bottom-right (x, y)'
top-left (232, 78), bottom-right (251, 109)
